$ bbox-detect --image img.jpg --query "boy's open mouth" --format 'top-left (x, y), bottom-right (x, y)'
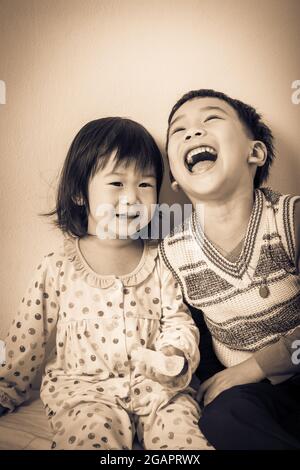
top-left (184, 145), bottom-right (218, 174)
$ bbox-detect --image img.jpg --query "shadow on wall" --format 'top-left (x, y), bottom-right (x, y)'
top-left (160, 177), bottom-right (191, 208)
top-left (270, 131), bottom-right (300, 196)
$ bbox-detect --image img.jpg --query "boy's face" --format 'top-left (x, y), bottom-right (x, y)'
top-left (167, 97), bottom-right (255, 204)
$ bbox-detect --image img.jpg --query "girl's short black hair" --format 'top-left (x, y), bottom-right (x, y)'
top-left (166, 89), bottom-right (275, 188)
top-left (44, 117), bottom-right (164, 237)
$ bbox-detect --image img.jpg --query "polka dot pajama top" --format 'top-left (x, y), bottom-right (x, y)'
top-left (0, 237), bottom-right (210, 449)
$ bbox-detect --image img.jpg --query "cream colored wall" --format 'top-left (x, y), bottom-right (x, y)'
top-left (0, 0), bottom-right (300, 338)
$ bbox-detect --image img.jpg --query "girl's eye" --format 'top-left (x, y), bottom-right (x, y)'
top-left (109, 182), bottom-right (123, 187)
top-left (139, 182), bottom-right (154, 188)
top-left (204, 115), bottom-right (223, 122)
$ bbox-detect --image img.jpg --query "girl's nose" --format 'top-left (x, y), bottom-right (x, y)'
top-left (184, 127), bottom-right (206, 141)
top-left (120, 190), bottom-right (138, 205)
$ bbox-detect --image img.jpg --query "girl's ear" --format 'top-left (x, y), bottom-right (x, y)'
top-left (248, 141), bottom-right (267, 167)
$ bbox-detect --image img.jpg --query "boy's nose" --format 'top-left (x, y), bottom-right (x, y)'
top-left (184, 128), bottom-right (206, 141)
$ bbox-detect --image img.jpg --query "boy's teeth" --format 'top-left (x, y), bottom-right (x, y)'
top-left (186, 146), bottom-right (217, 162)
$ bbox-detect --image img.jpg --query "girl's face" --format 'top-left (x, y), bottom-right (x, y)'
top-left (87, 151), bottom-right (157, 239)
top-left (167, 97), bottom-right (255, 204)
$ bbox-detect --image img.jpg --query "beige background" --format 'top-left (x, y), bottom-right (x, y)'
top-left (0, 0), bottom-right (300, 338)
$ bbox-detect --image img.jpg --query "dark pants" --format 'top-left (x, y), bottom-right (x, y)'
top-left (199, 375), bottom-right (300, 450)
top-left (189, 305), bottom-right (224, 381)
top-left (188, 306), bottom-right (300, 450)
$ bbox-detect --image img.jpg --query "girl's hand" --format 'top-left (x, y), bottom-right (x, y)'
top-left (160, 345), bottom-right (185, 358)
top-left (160, 345), bottom-right (188, 376)
top-left (196, 357), bottom-right (265, 406)
top-left (137, 345), bottom-right (187, 383)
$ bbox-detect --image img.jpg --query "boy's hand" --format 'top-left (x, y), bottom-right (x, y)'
top-left (196, 357), bottom-right (265, 406)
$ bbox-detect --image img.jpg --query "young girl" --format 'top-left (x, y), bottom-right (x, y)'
top-left (0, 117), bottom-right (211, 450)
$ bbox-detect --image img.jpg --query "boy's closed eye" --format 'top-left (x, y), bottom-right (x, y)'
top-left (171, 127), bottom-right (186, 135)
top-left (171, 116), bottom-right (223, 134)
top-left (204, 115), bottom-right (224, 122)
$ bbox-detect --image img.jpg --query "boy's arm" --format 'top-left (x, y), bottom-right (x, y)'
top-left (198, 199), bottom-right (300, 404)
top-left (253, 327), bottom-right (300, 384)
top-left (252, 198), bottom-right (300, 384)
top-left (0, 255), bottom-right (59, 412)
top-left (197, 356), bottom-right (265, 405)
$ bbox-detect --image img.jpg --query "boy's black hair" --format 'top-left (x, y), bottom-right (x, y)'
top-left (43, 117), bottom-right (164, 237)
top-left (166, 89), bottom-right (275, 188)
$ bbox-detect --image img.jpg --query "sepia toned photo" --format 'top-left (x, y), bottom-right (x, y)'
top-left (0, 0), bottom-right (299, 460)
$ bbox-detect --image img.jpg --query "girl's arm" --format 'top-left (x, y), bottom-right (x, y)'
top-left (154, 254), bottom-right (200, 390)
top-left (0, 254), bottom-right (59, 412)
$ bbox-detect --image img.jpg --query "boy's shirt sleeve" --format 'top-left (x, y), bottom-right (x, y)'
top-left (155, 252), bottom-right (200, 390)
top-left (253, 198), bottom-right (300, 384)
top-left (0, 255), bottom-right (59, 411)
top-left (254, 327), bottom-right (300, 383)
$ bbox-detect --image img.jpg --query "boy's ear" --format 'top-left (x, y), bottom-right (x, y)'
top-left (169, 170), bottom-right (180, 192)
top-left (171, 181), bottom-right (180, 192)
top-left (248, 141), bottom-right (267, 167)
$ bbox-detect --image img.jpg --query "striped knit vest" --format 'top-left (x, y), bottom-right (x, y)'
top-left (159, 188), bottom-right (300, 367)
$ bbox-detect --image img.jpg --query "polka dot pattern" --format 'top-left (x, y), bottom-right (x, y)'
top-left (0, 237), bottom-right (202, 450)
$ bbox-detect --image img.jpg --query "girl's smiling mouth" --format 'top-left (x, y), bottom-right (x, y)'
top-left (116, 213), bottom-right (139, 219)
top-left (184, 145), bottom-right (218, 174)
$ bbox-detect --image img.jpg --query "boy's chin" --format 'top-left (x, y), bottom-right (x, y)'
top-left (180, 179), bottom-right (221, 202)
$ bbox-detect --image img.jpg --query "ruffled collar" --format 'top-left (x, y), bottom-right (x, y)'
top-left (64, 236), bottom-right (158, 288)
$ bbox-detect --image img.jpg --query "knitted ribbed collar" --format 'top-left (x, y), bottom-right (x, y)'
top-left (190, 189), bottom-right (264, 279)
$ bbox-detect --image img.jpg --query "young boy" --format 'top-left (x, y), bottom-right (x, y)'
top-left (159, 89), bottom-right (300, 449)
